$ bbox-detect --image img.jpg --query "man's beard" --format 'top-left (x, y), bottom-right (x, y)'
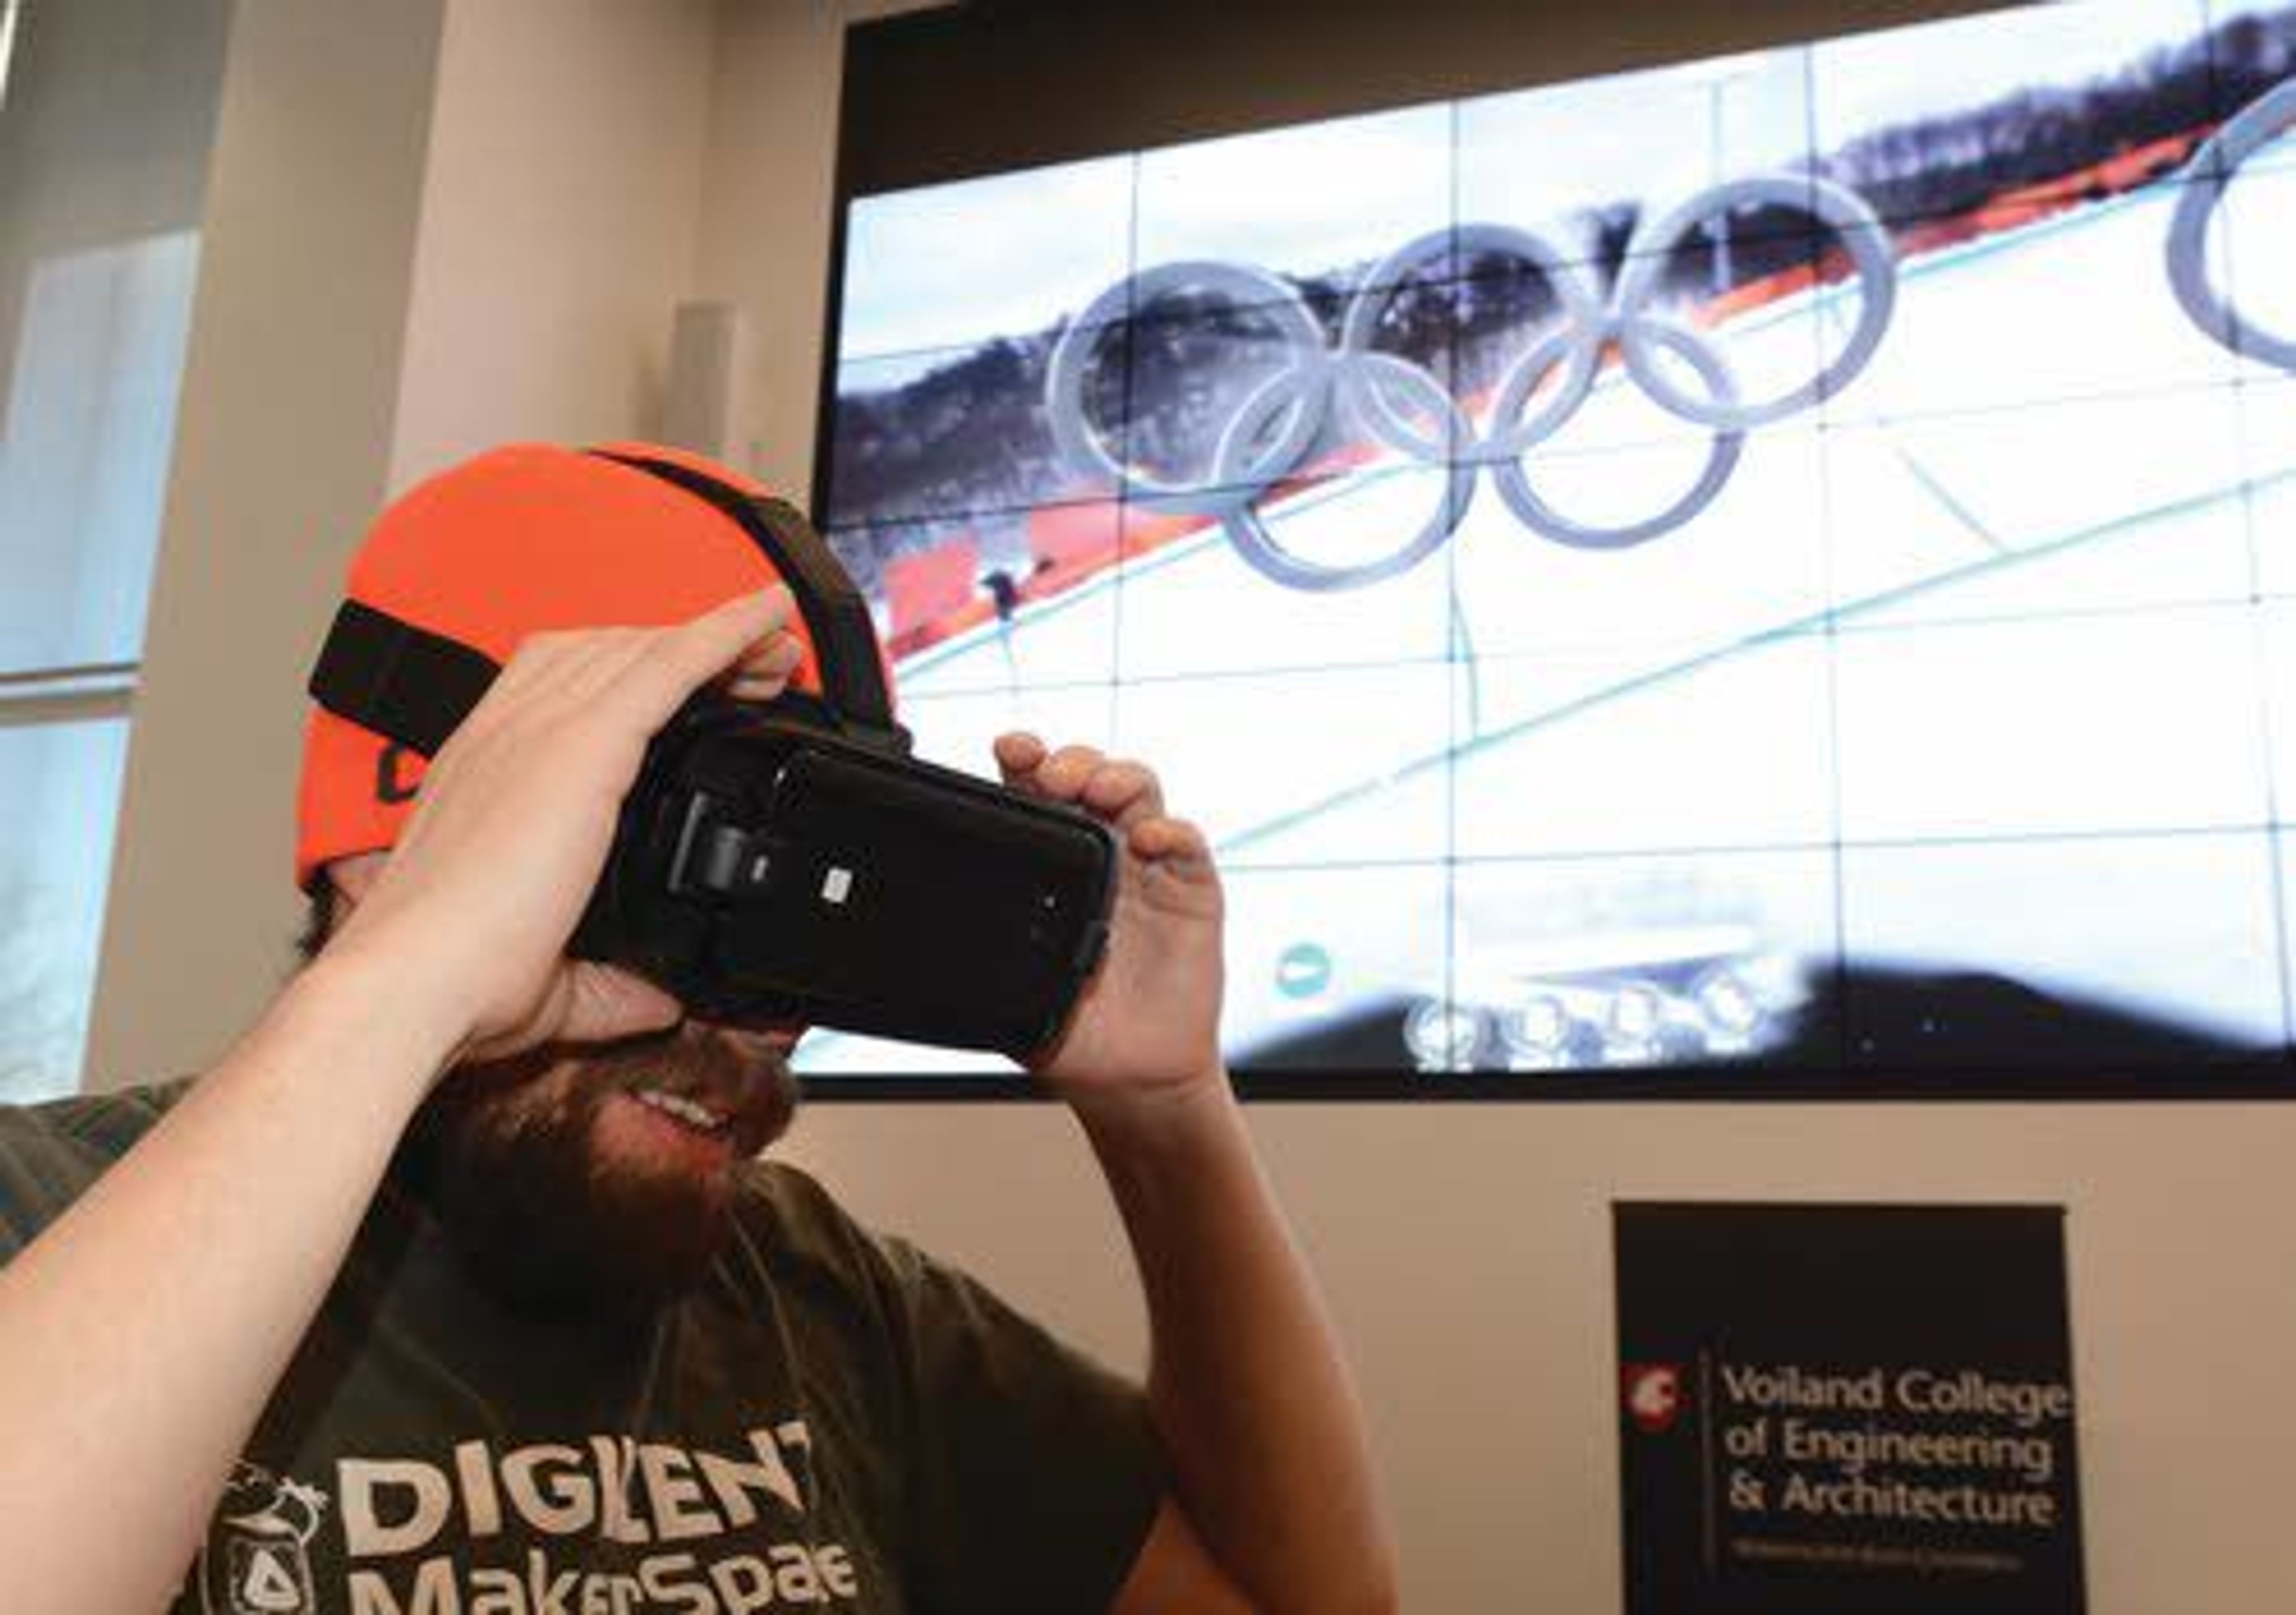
top-left (392, 1025), bottom-right (799, 1321)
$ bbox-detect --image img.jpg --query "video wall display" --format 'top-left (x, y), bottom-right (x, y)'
top-left (808, 0), bottom-right (2296, 1082)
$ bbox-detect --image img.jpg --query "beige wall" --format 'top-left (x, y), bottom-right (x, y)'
top-left (386, 0), bottom-right (720, 493)
top-left (86, 1), bottom-right (2296, 1610)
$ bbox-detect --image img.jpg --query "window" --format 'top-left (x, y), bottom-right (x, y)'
top-left (0, 0), bottom-right (230, 1099)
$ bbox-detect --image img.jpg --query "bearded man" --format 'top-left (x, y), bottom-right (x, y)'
top-left (0, 444), bottom-right (1397, 1615)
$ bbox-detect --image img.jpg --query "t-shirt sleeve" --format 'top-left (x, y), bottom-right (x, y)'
top-left (869, 1228), bottom-right (1167, 1615)
top-left (0, 1083), bottom-right (182, 1262)
top-left (0, 1109), bottom-right (59, 1262)
top-left (0, 1102), bottom-right (100, 1259)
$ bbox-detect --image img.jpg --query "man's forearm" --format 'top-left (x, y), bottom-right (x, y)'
top-left (0, 957), bottom-right (451, 1612)
top-left (1077, 1074), bottom-right (1399, 1615)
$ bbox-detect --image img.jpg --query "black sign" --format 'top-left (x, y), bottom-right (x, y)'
top-left (1614, 1203), bottom-right (2084, 1615)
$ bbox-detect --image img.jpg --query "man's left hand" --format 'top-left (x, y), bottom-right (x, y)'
top-left (992, 734), bottom-right (1225, 1109)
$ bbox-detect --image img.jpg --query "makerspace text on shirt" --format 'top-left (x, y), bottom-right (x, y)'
top-left (335, 1424), bottom-right (862, 1614)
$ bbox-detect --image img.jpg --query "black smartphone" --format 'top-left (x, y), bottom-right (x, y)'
top-left (577, 706), bottom-right (1119, 1061)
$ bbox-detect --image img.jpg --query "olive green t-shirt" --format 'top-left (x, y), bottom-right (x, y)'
top-left (0, 1081), bottom-right (1164, 1615)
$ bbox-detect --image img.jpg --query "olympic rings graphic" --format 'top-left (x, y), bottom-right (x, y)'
top-left (2169, 77), bottom-right (2296, 371)
top-left (1045, 175), bottom-right (1897, 590)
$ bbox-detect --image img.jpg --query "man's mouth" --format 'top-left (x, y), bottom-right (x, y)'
top-left (628, 1087), bottom-right (733, 1135)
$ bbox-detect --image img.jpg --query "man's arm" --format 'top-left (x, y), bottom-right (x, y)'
top-left (0, 590), bottom-right (802, 1611)
top-left (1090, 1077), bottom-right (1397, 1615)
top-left (994, 737), bottom-right (1400, 1615)
top-left (0, 958), bottom-right (454, 1611)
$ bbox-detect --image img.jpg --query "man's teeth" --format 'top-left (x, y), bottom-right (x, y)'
top-left (633, 1089), bottom-right (728, 1132)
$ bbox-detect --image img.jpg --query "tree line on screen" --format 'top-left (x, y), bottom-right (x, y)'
top-left (826, 4), bottom-right (2296, 583)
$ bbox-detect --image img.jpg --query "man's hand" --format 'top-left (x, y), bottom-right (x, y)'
top-left (993, 735), bottom-right (1400, 1614)
top-left (325, 587), bottom-right (805, 1066)
top-left (991, 734), bottom-right (1225, 1108)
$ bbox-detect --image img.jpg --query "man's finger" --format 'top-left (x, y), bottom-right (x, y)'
top-left (722, 631), bottom-right (805, 699)
top-left (557, 962), bottom-right (686, 1046)
top-left (1129, 815), bottom-right (1210, 863)
top-left (993, 731), bottom-right (1048, 783)
top-left (1030, 744), bottom-right (1107, 800)
top-left (1081, 760), bottom-right (1165, 828)
top-left (621, 587), bottom-right (795, 720)
top-left (1126, 816), bottom-right (1221, 906)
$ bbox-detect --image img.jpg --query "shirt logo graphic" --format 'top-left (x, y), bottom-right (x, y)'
top-left (200, 1461), bottom-right (330, 1615)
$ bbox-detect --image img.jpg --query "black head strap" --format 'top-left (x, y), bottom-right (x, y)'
top-left (306, 599), bottom-right (499, 759)
top-left (586, 450), bottom-right (899, 736)
top-left (308, 454), bottom-right (905, 760)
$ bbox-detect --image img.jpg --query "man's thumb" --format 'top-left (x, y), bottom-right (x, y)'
top-left (557, 963), bottom-right (685, 1046)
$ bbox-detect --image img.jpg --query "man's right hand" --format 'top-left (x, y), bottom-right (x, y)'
top-left (321, 586), bottom-right (804, 1068)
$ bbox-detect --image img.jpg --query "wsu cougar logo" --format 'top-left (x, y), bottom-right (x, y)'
top-left (199, 1460), bottom-right (329, 1615)
top-left (1622, 1364), bottom-right (1689, 1435)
